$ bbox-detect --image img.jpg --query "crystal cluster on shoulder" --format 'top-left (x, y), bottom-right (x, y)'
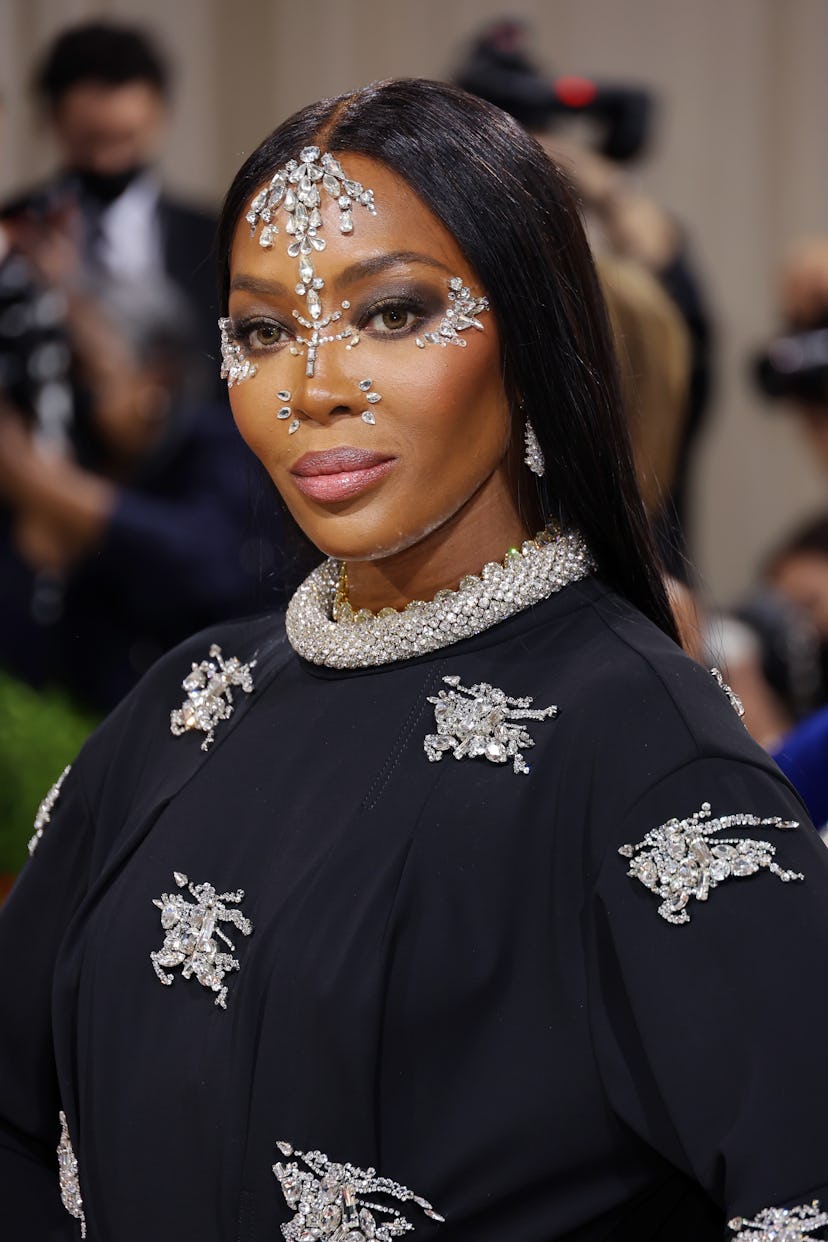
top-left (28, 764), bottom-right (70, 856)
top-left (729, 1200), bottom-right (828, 1241)
top-left (150, 871), bottom-right (253, 1008)
top-left (273, 1139), bottom-right (444, 1240)
top-left (169, 643), bottom-right (255, 750)
top-left (424, 676), bottom-right (557, 775)
top-left (619, 802), bottom-right (802, 924)
top-left (286, 528), bottom-right (594, 669)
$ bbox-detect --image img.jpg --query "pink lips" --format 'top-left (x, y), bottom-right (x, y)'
top-left (290, 447), bottom-right (397, 502)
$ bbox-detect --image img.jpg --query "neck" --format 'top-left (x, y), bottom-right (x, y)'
top-left (343, 483), bottom-right (538, 613)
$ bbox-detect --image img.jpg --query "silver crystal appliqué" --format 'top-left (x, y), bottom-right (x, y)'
top-left (619, 802), bottom-right (803, 925)
top-left (28, 764), bottom-right (70, 856)
top-left (710, 666), bottom-right (746, 718)
top-left (729, 1200), bottom-right (828, 1240)
top-left (424, 675), bottom-right (557, 775)
top-left (58, 1110), bottom-right (86, 1238)
top-left (170, 643), bottom-right (255, 751)
top-left (419, 277), bottom-right (489, 348)
top-left (273, 1139), bottom-right (444, 1240)
top-left (150, 872), bottom-right (253, 1008)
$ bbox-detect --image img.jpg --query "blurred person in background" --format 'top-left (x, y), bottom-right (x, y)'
top-left (455, 18), bottom-right (713, 573)
top-left (1, 19), bottom-right (219, 387)
top-left (0, 283), bottom-right (283, 711)
top-left (0, 22), bottom-right (289, 713)
top-left (763, 515), bottom-right (828, 826)
top-left (753, 237), bottom-right (828, 474)
top-left (598, 255), bottom-right (705, 659)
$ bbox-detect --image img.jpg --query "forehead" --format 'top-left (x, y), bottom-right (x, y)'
top-left (229, 152), bottom-right (474, 283)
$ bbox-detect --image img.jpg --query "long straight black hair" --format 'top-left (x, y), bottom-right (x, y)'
top-left (217, 78), bottom-right (679, 642)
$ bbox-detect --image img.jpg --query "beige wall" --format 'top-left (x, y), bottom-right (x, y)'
top-left (1, 0), bottom-right (827, 604)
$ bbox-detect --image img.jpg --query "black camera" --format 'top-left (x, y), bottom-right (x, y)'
top-left (754, 326), bottom-right (828, 404)
top-left (454, 19), bottom-right (655, 162)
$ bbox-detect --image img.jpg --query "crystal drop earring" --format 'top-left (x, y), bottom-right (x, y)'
top-left (524, 415), bottom-right (545, 477)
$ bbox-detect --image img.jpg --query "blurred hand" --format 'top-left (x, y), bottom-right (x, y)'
top-left (4, 200), bottom-right (83, 289)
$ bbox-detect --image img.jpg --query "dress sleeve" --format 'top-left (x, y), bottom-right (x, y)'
top-left (0, 762), bottom-right (92, 1236)
top-left (588, 753), bottom-right (828, 1233)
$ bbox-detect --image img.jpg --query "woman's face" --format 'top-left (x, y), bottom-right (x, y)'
top-left (226, 153), bottom-right (518, 565)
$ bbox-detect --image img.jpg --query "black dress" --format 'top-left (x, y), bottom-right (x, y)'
top-left (2, 576), bottom-right (828, 1241)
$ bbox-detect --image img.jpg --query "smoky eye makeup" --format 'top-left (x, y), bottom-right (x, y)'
top-left (352, 283), bottom-right (446, 337)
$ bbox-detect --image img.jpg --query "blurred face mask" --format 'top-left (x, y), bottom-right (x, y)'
top-left (72, 164), bottom-right (148, 205)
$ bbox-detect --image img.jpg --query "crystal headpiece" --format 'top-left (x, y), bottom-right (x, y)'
top-left (245, 146), bottom-right (377, 322)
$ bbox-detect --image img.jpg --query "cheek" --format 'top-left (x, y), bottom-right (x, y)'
top-left (229, 383), bottom-right (280, 463)
top-left (374, 338), bottom-right (509, 453)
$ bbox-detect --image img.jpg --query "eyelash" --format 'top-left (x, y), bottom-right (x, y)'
top-left (231, 317), bottom-right (291, 353)
top-left (360, 295), bottom-right (430, 337)
top-left (230, 295), bottom-right (433, 355)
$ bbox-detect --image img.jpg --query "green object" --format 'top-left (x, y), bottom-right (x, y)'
top-left (0, 673), bottom-right (98, 872)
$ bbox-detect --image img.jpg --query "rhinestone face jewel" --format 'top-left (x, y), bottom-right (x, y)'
top-left (272, 1139), bottom-right (444, 1240)
top-left (170, 644), bottom-right (255, 751)
top-left (729, 1200), bottom-right (828, 1240)
top-left (619, 802), bottom-right (803, 925)
top-left (218, 316), bottom-right (258, 387)
top-left (710, 666), bottom-right (746, 718)
top-left (150, 871), bottom-right (253, 1009)
top-left (57, 1110), bottom-right (87, 1238)
top-left (424, 676), bottom-right (557, 775)
top-left (421, 277), bottom-right (489, 348)
top-left (285, 528), bottom-right (594, 669)
top-left (28, 765), bottom-right (70, 856)
top-left (243, 146), bottom-right (377, 379)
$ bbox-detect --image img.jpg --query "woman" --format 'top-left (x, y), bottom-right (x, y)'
top-left (2, 79), bottom-right (827, 1241)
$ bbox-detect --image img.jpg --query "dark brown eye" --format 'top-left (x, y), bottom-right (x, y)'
top-left (249, 323), bottom-right (283, 348)
top-left (367, 306), bottom-right (415, 334)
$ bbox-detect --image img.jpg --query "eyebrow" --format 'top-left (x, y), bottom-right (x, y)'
top-left (229, 274), bottom-right (292, 297)
top-left (332, 251), bottom-right (451, 288)
top-left (229, 251), bottom-right (451, 300)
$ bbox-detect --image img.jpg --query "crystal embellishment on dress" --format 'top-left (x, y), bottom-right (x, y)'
top-left (619, 802), bottom-right (803, 925)
top-left (243, 146), bottom-right (377, 376)
top-left (424, 676), bottom-right (557, 775)
top-left (286, 527), bottom-right (594, 669)
top-left (150, 871), bottom-right (253, 1009)
top-left (218, 316), bottom-right (258, 387)
top-left (272, 1139), bottom-right (444, 1240)
top-left (170, 643), bottom-right (256, 751)
top-left (729, 1200), bottom-right (828, 1240)
top-left (57, 1110), bottom-right (87, 1238)
top-left (710, 666), bottom-right (746, 718)
top-left (28, 764), bottom-right (70, 856)
top-left (420, 277), bottom-right (489, 348)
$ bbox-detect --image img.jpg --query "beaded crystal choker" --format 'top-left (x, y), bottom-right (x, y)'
top-left (285, 528), bottom-right (594, 668)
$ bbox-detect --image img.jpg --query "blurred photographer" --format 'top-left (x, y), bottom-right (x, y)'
top-left (754, 239), bottom-right (828, 472)
top-left (1, 20), bottom-right (219, 389)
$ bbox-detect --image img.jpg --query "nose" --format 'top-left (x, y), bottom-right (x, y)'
top-left (290, 333), bottom-right (357, 428)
